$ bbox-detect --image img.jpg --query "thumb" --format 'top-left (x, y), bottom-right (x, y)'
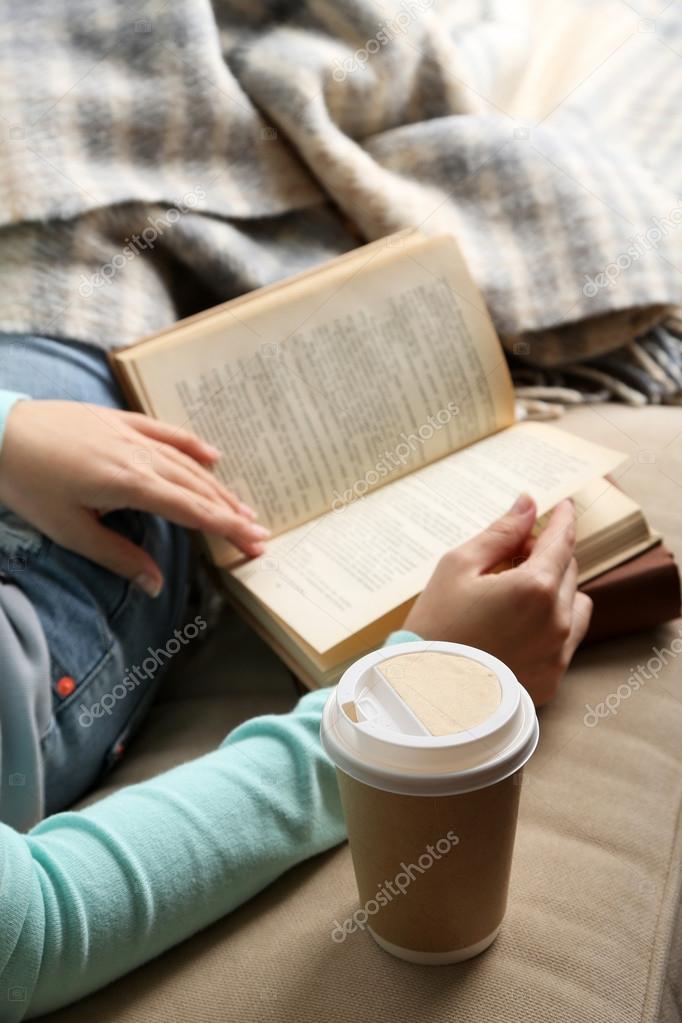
top-left (459, 493), bottom-right (537, 573)
top-left (58, 512), bottom-right (164, 597)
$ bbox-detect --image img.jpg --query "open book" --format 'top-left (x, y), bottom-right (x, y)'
top-left (111, 231), bottom-right (660, 687)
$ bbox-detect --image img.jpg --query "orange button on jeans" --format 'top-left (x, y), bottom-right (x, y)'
top-left (56, 675), bottom-right (76, 699)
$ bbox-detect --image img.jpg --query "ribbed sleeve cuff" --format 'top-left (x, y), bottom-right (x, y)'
top-left (0, 391), bottom-right (27, 453)
top-left (384, 629), bottom-right (422, 646)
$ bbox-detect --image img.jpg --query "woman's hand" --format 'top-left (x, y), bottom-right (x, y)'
top-left (0, 400), bottom-right (270, 596)
top-left (403, 494), bottom-right (592, 706)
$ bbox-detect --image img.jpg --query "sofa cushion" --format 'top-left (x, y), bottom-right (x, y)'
top-left (45, 404), bottom-right (682, 1023)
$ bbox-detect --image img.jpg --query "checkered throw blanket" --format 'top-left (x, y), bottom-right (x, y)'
top-left (1, 0), bottom-right (681, 408)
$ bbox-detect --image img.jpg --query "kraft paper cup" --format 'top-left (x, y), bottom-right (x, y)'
top-left (321, 641), bottom-right (539, 964)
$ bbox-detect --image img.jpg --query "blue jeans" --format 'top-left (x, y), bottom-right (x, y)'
top-left (0, 335), bottom-right (191, 814)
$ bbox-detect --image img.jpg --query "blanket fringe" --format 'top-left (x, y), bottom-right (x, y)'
top-left (513, 323), bottom-right (682, 420)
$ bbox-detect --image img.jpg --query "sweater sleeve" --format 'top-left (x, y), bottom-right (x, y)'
top-left (0, 630), bottom-right (421, 1019)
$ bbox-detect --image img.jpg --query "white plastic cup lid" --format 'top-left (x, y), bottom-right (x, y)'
top-left (320, 641), bottom-right (539, 796)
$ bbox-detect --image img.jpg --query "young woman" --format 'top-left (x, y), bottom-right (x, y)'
top-left (0, 333), bottom-right (591, 1019)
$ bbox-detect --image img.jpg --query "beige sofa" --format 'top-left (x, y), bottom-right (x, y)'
top-left (47, 403), bottom-right (682, 1023)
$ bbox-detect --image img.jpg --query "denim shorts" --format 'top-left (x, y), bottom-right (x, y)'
top-left (0, 334), bottom-right (190, 814)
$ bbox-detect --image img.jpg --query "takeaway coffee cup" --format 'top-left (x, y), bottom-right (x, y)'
top-left (321, 641), bottom-right (539, 964)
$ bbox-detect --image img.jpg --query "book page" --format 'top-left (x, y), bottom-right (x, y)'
top-left (230, 422), bottom-right (628, 652)
top-left (539, 478), bottom-right (642, 544)
top-left (124, 234), bottom-right (514, 536)
top-left (553, 478), bottom-right (654, 582)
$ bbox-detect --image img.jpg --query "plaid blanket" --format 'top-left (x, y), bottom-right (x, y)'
top-left (1, 0), bottom-right (681, 406)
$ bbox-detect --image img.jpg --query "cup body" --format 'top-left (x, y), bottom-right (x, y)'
top-left (336, 767), bottom-right (523, 962)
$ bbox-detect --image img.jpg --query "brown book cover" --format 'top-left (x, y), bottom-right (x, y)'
top-left (582, 543), bottom-right (681, 643)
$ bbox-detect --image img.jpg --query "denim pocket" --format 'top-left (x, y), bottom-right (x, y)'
top-left (6, 502), bottom-right (191, 814)
top-left (7, 510), bottom-right (148, 690)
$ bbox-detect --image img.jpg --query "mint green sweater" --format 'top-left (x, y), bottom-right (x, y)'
top-left (1, 631), bottom-right (418, 1019)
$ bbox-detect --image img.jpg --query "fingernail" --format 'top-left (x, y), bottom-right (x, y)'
top-left (239, 502), bottom-right (257, 519)
top-left (512, 493), bottom-right (534, 515)
top-left (250, 542), bottom-right (266, 557)
top-left (248, 524), bottom-right (271, 539)
top-left (134, 572), bottom-right (163, 598)
top-left (204, 444), bottom-right (221, 459)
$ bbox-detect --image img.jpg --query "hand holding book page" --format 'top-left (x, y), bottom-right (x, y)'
top-left (120, 234), bottom-right (515, 542)
top-left (231, 421), bottom-right (625, 652)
